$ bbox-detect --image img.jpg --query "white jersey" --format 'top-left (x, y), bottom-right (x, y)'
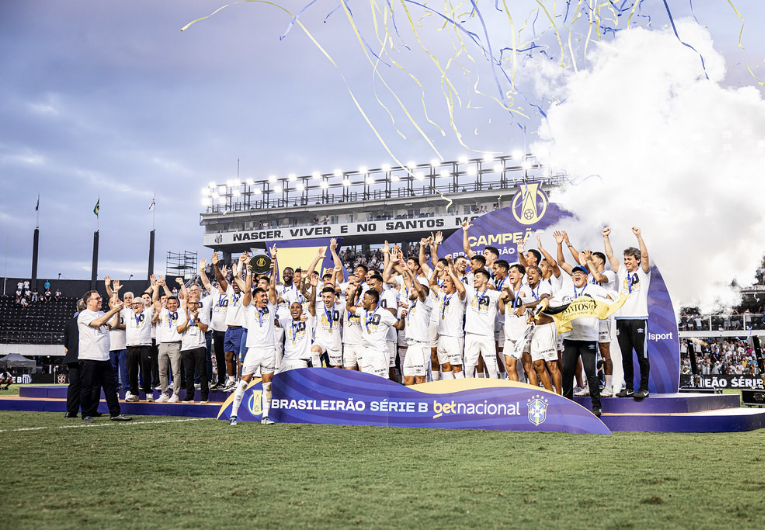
top-left (355, 305), bottom-right (398, 352)
top-left (157, 308), bottom-right (186, 343)
top-left (224, 285), bottom-right (246, 327)
top-left (464, 285), bottom-right (501, 337)
top-left (435, 291), bottom-right (466, 338)
top-left (342, 307), bottom-right (363, 345)
top-left (77, 310), bottom-right (111, 361)
top-left (108, 308), bottom-right (128, 351)
top-left (244, 302), bottom-right (278, 348)
top-left (282, 315), bottom-right (314, 361)
top-left (502, 288), bottom-right (528, 341)
top-left (198, 294), bottom-right (214, 329)
top-left (181, 309), bottom-right (210, 351)
top-left (125, 308), bottom-right (153, 347)
top-left (314, 301), bottom-right (344, 351)
top-left (378, 289), bottom-right (399, 343)
top-left (551, 284), bottom-right (612, 341)
top-left (615, 264), bottom-right (650, 319)
top-left (591, 269), bottom-right (617, 292)
top-left (210, 291), bottom-right (229, 332)
top-left (405, 295), bottom-right (433, 343)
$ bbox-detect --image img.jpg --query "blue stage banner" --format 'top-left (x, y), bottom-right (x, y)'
top-left (438, 183), bottom-right (680, 394)
top-left (264, 237), bottom-right (342, 281)
top-left (217, 379), bottom-right (264, 422)
top-left (217, 369), bottom-right (612, 434)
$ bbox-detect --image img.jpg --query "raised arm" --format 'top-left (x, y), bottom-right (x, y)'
top-left (516, 238), bottom-right (528, 269)
top-left (554, 231), bottom-right (573, 275)
top-left (109, 296), bottom-right (123, 330)
top-left (198, 259), bottom-right (214, 294)
top-left (242, 264), bottom-right (253, 307)
top-left (330, 238), bottom-right (343, 278)
top-left (90, 298), bottom-right (123, 328)
top-left (430, 231), bottom-right (443, 263)
top-left (536, 234), bottom-right (561, 278)
top-left (212, 252), bottom-right (228, 292)
top-left (633, 226), bottom-right (650, 272)
top-left (307, 276), bottom-right (317, 317)
top-left (602, 227), bottom-right (620, 272)
top-left (104, 276), bottom-right (114, 298)
top-left (142, 275), bottom-right (155, 297)
top-left (419, 236), bottom-right (433, 278)
top-left (563, 231), bottom-right (582, 265)
top-left (461, 221), bottom-right (476, 258)
top-left (582, 249), bottom-right (608, 283)
top-left (382, 242), bottom-right (396, 284)
top-left (152, 278), bottom-right (163, 322)
top-left (268, 258), bottom-right (278, 305)
top-left (445, 255), bottom-right (466, 300)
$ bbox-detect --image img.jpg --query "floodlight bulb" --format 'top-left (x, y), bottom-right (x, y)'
top-left (512, 149), bottom-right (523, 160)
top-left (430, 159), bottom-right (440, 168)
top-left (483, 153), bottom-right (494, 163)
top-left (493, 163), bottom-right (502, 173)
top-left (254, 188), bottom-right (262, 195)
top-left (334, 169), bottom-right (343, 178)
top-left (288, 174), bottom-right (296, 182)
top-left (440, 169), bottom-right (450, 178)
top-left (366, 176), bottom-right (374, 185)
top-left (312, 172), bottom-right (321, 180)
top-left (359, 166), bottom-right (368, 175)
top-left (212, 192), bottom-right (220, 199)
top-left (246, 178), bottom-right (255, 186)
top-left (391, 175), bottom-right (400, 182)
top-left (218, 186), bottom-right (226, 194)
top-left (407, 161), bottom-right (416, 169)
top-left (274, 185), bottom-right (283, 193)
top-left (467, 166), bottom-right (477, 176)
top-left (232, 189), bottom-right (241, 197)
top-left (208, 181), bottom-right (216, 188)
top-left (381, 163), bottom-right (391, 172)
top-left (458, 156), bottom-right (468, 164)
top-left (522, 161), bottom-right (532, 170)
top-left (269, 175), bottom-right (277, 183)
top-left (342, 179), bottom-right (351, 187)
top-left (296, 183), bottom-right (305, 191)
top-left (226, 179), bottom-right (233, 187)
top-left (320, 181), bottom-right (329, 189)
top-left (414, 172), bottom-right (424, 181)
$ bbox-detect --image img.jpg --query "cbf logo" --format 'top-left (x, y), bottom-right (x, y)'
top-left (527, 394), bottom-right (549, 426)
top-left (512, 183), bottom-right (548, 225)
top-left (248, 390), bottom-right (263, 415)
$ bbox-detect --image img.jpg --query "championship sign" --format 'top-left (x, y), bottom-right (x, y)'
top-left (218, 369), bottom-right (612, 434)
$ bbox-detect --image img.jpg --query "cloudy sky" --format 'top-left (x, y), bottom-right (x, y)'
top-left (1, 1), bottom-right (763, 290)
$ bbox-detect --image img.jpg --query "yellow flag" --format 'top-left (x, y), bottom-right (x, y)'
top-left (550, 294), bottom-right (629, 334)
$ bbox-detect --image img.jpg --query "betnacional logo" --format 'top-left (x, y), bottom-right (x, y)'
top-left (527, 394), bottom-right (549, 426)
top-left (512, 183), bottom-right (548, 225)
top-left (248, 390), bottom-right (263, 415)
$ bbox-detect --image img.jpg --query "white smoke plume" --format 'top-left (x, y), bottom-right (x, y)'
top-left (532, 20), bottom-right (765, 313)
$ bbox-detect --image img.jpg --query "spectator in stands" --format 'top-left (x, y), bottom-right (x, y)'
top-left (44, 287), bottom-right (52, 302)
top-left (44, 280), bottom-right (51, 292)
top-left (55, 288), bottom-right (62, 300)
top-left (20, 297), bottom-right (29, 309)
top-left (31, 288), bottom-right (39, 303)
top-left (23, 279), bottom-right (30, 291)
top-left (15, 289), bottom-right (22, 304)
top-left (16, 280), bottom-right (23, 293)
top-left (0, 368), bottom-right (12, 390)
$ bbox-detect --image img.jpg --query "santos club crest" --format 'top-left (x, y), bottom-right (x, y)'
top-left (512, 183), bottom-right (548, 225)
top-left (527, 394), bottom-right (549, 426)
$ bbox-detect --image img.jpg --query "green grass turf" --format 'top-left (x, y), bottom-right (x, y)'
top-left (1, 411), bottom-right (764, 529)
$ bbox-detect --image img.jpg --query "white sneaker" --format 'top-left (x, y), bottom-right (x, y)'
top-left (261, 416), bottom-right (274, 425)
top-left (200, 400), bottom-right (208, 404)
top-left (145, 392), bottom-right (155, 402)
top-left (222, 380), bottom-right (237, 393)
top-left (574, 386), bottom-right (590, 397)
top-left (229, 416), bottom-right (237, 426)
top-left (125, 392), bottom-right (139, 403)
top-left (125, 391), bottom-right (133, 400)
top-left (155, 394), bottom-right (169, 403)
top-left (600, 387), bottom-right (613, 397)
top-left (168, 394), bottom-right (179, 403)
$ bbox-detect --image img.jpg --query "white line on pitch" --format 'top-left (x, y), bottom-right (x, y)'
top-left (0, 417), bottom-right (212, 433)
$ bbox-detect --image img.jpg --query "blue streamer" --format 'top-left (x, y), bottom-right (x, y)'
top-left (469, 0), bottom-right (505, 102)
top-left (341, 0), bottom-right (392, 67)
top-left (661, 0), bottom-right (708, 80)
top-left (280, 0), bottom-right (320, 40)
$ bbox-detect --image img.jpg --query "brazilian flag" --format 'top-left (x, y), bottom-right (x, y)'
top-left (93, 198), bottom-right (100, 218)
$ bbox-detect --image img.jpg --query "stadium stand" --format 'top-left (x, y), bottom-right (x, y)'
top-left (0, 295), bottom-right (78, 345)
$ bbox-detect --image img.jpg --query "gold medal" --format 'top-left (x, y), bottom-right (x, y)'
top-left (367, 330), bottom-right (372, 334)
top-left (442, 315), bottom-right (445, 319)
top-left (292, 340), bottom-right (296, 345)
top-left (328, 328), bottom-right (333, 334)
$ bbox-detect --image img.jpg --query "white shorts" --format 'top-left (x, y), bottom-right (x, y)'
top-left (397, 328), bottom-right (407, 347)
top-left (343, 343), bottom-right (362, 368)
top-left (388, 341), bottom-right (397, 368)
top-left (531, 323), bottom-right (558, 362)
top-left (361, 349), bottom-right (389, 379)
top-left (403, 341), bottom-right (429, 377)
top-left (503, 338), bottom-right (530, 360)
top-left (463, 333), bottom-right (498, 378)
top-left (599, 318), bottom-right (614, 343)
top-left (437, 335), bottom-right (464, 366)
top-left (243, 347), bottom-right (276, 376)
top-left (315, 339), bottom-right (343, 367)
top-left (429, 320), bottom-right (439, 348)
top-left (277, 359), bottom-right (309, 373)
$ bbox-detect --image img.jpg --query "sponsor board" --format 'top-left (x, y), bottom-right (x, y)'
top-left (681, 374), bottom-right (765, 390)
top-left (219, 369), bottom-right (612, 434)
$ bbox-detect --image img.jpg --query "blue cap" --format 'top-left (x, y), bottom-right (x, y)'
top-left (571, 265), bottom-right (588, 275)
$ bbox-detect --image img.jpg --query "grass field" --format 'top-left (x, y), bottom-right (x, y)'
top-left (2, 408), bottom-right (764, 529)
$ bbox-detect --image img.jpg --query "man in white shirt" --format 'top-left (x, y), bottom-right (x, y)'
top-left (152, 277), bottom-right (186, 403)
top-left (229, 252), bottom-right (279, 426)
top-left (104, 277), bottom-right (129, 392)
top-left (519, 266), bottom-right (561, 394)
top-left (310, 282), bottom-right (345, 369)
top-left (347, 287), bottom-right (403, 379)
top-left (125, 293), bottom-right (155, 402)
top-left (431, 256), bottom-right (467, 379)
top-left (177, 297), bottom-right (210, 403)
top-left (342, 278), bottom-right (364, 370)
top-left (605, 226), bottom-right (652, 399)
top-left (213, 253), bottom-right (246, 392)
top-left (77, 290), bottom-right (131, 422)
top-left (281, 298), bottom-right (314, 373)
top-left (399, 268), bottom-right (433, 385)
top-left (463, 269), bottom-right (501, 379)
top-left (498, 263), bottom-right (536, 385)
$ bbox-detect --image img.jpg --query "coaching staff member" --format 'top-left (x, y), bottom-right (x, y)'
top-left (63, 299), bottom-right (87, 418)
top-left (78, 290), bottom-right (132, 422)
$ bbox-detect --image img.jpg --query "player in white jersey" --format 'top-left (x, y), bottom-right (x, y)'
top-left (124, 291), bottom-right (155, 402)
top-left (453, 255), bottom-right (473, 287)
top-left (490, 259), bottom-right (511, 378)
top-left (309, 276), bottom-right (345, 368)
top-left (498, 263), bottom-right (538, 386)
top-left (397, 266), bottom-right (433, 385)
top-left (152, 277), bottom-right (187, 403)
top-left (368, 271), bottom-right (400, 381)
top-left (431, 256), bottom-right (467, 379)
top-left (463, 269), bottom-right (501, 379)
top-left (605, 226), bottom-right (652, 399)
top-left (279, 299), bottom-right (314, 373)
top-left (177, 297), bottom-right (210, 403)
top-left (341, 278), bottom-right (364, 370)
top-left (347, 287), bottom-right (404, 379)
top-left (212, 253), bottom-right (246, 393)
top-left (229, 251), bottom-right (278, 425)
top-left (518, 265), bottom-right (562, 394)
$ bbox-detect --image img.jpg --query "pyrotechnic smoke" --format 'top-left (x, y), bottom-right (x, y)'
top-left (532, 20), bottom-right (765, 313)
